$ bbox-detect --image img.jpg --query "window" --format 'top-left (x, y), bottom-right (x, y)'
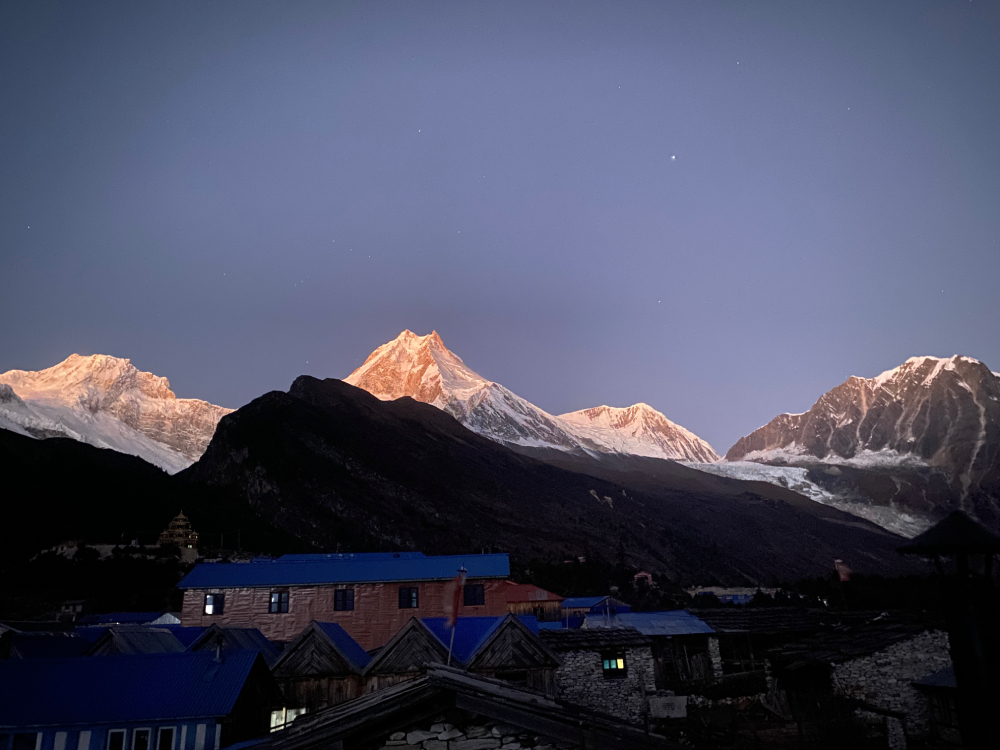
top-left (106, 731), bottom-right (126, 750)
top-left (132, 730), bottom-right (150, 750)
top-left (12, 736), bottom-right (38, 750)
top-left (398, 586), bottom-right (419, 609)
top-left (334, 588), bottom-right (354, 611)
top-left (601, 651), bottom-right (627, 678)
top-left (203, 593), bottom-right (224, 616)
top-left (270, 708), bottom-right (308, 732)
top-left (268, 591), bottom-right (289, 613)
top-left (463, 584), bottom-right (485, 607)
top-left (157, 729), bottom-right (175, 750)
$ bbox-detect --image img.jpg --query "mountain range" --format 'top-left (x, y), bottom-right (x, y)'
top-left (2, 335), bottom-right (998, 537)
top-left (344, 330), bottom-right (719, 462)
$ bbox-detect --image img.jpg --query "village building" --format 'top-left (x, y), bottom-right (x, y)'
top-left (158, 511), bottom-right (199, 553)
top-left (768, 613), bottom-right (950, 750)
top-left (912, 667), bottom-right (962, 747)
top-left (501, 583), bottom-right (564, 622)
top-left (539, 627), bottom-right (656, 725)
top-left (0, 651), bottom-right (281, 750)
top-left (86, 626), bottom-right (188, 656)
top-left (0, 630), bottom-right (90, 660)
top-left (177, 552), bottom-right (511, 648)
top-left (257, 663), bottom-right (681, 750)
top-left (559, 596), bottom-right (630, 629)
top-left (362, 615), bottom-right (562, 697)
top-left (271, 621), bottom-right (373, 718)
top-left (187, 625), bottom-right (282, 667)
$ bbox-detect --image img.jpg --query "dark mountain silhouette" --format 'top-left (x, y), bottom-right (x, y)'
top-left (179, 376), bottom-right (917, 584)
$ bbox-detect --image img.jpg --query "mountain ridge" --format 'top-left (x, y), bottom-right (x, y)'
top-left (345, 330), bottom-right (719, 462)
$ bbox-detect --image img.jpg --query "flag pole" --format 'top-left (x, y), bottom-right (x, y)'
top-left (447, 626), bottom-right (456, 666)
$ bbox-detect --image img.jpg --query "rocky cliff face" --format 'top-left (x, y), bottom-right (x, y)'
top-left (0, 354), bottom-right (233, 472)
top-left (345, 330), bottom-right (719, 461)
top-left (724, 356), bottom-right (1000, 528)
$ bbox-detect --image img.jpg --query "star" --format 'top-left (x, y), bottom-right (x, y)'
top-left (671, 155), bottom-right (676, 160)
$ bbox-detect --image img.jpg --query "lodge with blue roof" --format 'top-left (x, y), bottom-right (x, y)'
top-left (0, 651), bottom-right (281, 750)
top-left (177, 552), bottom-right (511, 649)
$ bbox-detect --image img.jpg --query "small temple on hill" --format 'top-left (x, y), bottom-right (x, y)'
top-left (157, 511), bottom-right (199, 550)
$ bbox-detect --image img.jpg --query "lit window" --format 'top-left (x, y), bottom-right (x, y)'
top-left (601, 651), bottom-right (627, 679)
top-left (334, 589), bottom-right (354, 611)
top-left (463, 584), bottom-right (485, 607)
top-left (204, 593), bottom-right (224, 615)
top-left (398, 587), bottom-right (419, 609)
top-left (269, 591), bottom-right (289, 613)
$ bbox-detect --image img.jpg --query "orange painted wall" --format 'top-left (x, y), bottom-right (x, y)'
top-left (180, 578), bottom-right (509, 649)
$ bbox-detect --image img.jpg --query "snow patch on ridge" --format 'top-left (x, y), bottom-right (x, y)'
top-left (686, 460), bottom-right (931, 538)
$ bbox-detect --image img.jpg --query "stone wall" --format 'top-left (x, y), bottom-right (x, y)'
top-left (375, 717), bottom-right (578, 750)
top-left (831, 630), bottom-right (950, 750)
top-left (552, 646), bottom-right (655, 725)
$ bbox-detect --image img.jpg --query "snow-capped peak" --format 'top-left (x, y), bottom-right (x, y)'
top-left (0, 354), bottom-right (233, 472)
top-left (559, 403), bottom-right (720, 462)
top-left (345, 330), bottom-right (719, 462)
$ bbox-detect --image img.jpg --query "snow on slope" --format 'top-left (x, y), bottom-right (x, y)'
top-left (345, 330), bottom-right (718, 460)
top-left (686, 459), bottom-right (931, 538)
top-left (560, 404), bottom-right (719, 462)
top-left (0, 354), bottom-right (233, 473)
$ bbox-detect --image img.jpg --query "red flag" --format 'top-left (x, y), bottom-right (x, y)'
top-left (834, 559), bottom-right (852, 582)
top-left (444, 567), bottom-right (467, 628)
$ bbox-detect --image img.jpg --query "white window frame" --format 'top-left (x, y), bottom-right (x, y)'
top-left (77, 731), bottom-right (92, 750)
top-left (156, 728), bottom-right (176, 750)
top-left (131, 729), bottom-right (152, 750)
top-left (54, 733), bottom-right (67, 750)
top-left (106, 730), bottom-right (127, 750)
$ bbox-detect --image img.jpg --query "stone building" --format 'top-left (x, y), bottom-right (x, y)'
top-left (157, 511), bottom-right (199, 550)
top-left (769, 613), bottom-right (950, 750)
top-left (539, 627), bottom-right (656, 725)
top-left (259, 664), bottom-right (680, 750)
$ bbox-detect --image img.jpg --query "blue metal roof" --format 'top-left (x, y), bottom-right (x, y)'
top-left (561, 597), bottom-right (607, 609)
top-left (314, 623), bottom-right (371, 672)
top-left (178, 553), bottom-right (509, 589)
top-left (0, 651), bottom-right (261, 728)
top-left (4, 633), bottom-right (90, 660)
top-left (421, 616), bottom-right (539, 664)
top-left (159, 626), bottom-right (209, 648)
top-left (76, 612), bottom-right (163, 626)
top-left (537, 622), bottom-right (564, 630)
top-left (614, 611), bottom-right (715, 636)
top-left (279, 552), bottom-right (425, 562)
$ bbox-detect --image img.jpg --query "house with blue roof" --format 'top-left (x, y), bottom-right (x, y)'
top-left (0, 651), bottom-right (282, 750)
top-left (362, 615), bottom-right (561, 696)
top-left (270, 622), bottom-right (373, 719)
top-left (177, 552), bottom-right (511, 650)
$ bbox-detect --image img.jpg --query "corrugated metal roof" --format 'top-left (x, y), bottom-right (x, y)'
top-left (88, 627), bottom-right (186, 656)
top-left (314, 623), bottom-right (372, 672)
top-left (188, 626), bottom-right (281, 667)
top-left (612, 611), bottom-right (714, 636)
top-left (2, 632), bottom-right (90, 660)
top-left (561, 596), bottom-right (608, 609)
top-left (0, 651), bottom-right (260, 728)
top-left (178, 553), bottom-right (509, 589)
top-left (420, 616), bottom-right (539, 664)
top-left (76, 612), bottom-right (163, 626)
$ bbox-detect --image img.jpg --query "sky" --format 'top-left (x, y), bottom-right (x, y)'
top-left (1, 0), bottom-right (998, 454)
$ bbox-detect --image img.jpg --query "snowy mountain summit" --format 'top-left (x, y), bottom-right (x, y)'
top-left (345, 330), bottom-right (719, 461)
top-left (0, 354), bottom-right (232, 473)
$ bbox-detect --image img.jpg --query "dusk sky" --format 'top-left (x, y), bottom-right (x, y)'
top-left (2, 0), bottom-right (998, 454)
